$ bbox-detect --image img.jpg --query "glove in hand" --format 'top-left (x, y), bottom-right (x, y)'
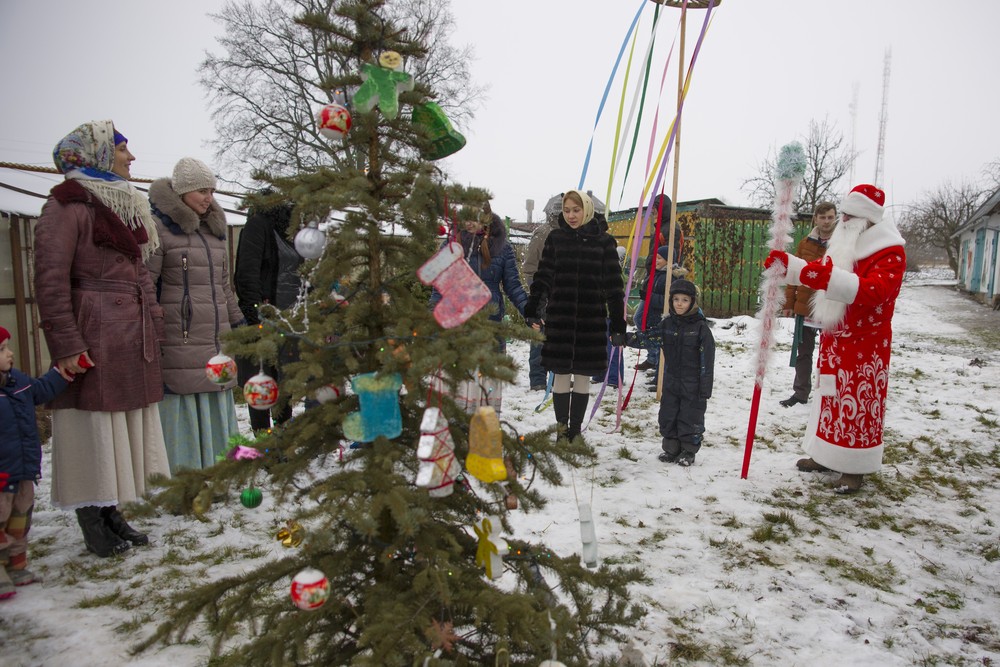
top-left (609, 332), bottom-right (627, 347)
top-left (763, 249), bottom-right (788, 274)
top-left (799, 256), bottom-right (834, 290)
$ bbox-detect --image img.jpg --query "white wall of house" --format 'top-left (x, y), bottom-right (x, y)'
top-left (957, 212), bottom-right (1000, 303)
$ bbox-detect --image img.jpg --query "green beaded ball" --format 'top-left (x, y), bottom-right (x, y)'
top-left (240, 487), bottom-right (263, 509)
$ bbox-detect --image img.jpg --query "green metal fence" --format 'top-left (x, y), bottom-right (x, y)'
top-left (609, 204), bottom-right (813, 318)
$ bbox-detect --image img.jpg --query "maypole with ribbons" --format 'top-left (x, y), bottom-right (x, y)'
top-left (740, 142), bottom-right (807, 478)
top-left (574, 0), bottom-right (719, 432)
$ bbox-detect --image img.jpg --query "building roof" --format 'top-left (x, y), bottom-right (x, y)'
top-left (952, 185), bottom-right (1000, 238)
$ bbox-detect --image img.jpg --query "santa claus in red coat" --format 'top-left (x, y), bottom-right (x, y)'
top-left (767, 184), bottom-right (906, 493)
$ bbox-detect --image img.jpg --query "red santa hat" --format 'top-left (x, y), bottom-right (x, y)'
top-left (840, 184), bottom-right (885, 224)
top-left (0, 326), bottom-right (10, 345)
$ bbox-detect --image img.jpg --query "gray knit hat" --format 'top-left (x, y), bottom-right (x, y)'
top-left (172, 157), bottom-right (217, 195)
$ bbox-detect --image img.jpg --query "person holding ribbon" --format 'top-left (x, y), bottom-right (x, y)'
top-left (765, 184), bottom-right (905, 493)
top-left (34, 121), bottom-right (169, 556)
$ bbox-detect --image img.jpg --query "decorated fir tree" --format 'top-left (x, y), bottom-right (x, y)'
top-left (144, 2), bottom-right (644, 664)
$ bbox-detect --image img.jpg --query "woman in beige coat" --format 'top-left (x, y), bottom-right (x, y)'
top-left (34, 120), bottom-right (170, 558)
top-left (146, 158), bottom-right (245, 472)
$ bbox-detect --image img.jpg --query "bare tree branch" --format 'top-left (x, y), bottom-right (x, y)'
top-left (201, 0), bottom-right (484, 189)
top-left (742, 117), bottom-right (856, 215)
top-left (897, 180), bottom-right (990, 275)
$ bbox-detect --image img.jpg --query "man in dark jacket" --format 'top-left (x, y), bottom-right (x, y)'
top-left (234, 197), bottom-right (303, 430)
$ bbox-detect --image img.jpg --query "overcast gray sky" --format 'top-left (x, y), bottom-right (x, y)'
top-left (2, 0), bottom-right (998, 222)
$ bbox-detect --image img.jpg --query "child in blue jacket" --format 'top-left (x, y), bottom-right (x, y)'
top-left (0, 326), bottom-right (72, 599)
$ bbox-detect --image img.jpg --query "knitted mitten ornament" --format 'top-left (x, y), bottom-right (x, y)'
top-left (417, 242), bottom-right (491, 329)
top-left (342, 372), bottom-right (403, 442)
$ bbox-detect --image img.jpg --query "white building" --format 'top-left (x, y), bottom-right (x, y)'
top-left (952, 186), bottom-right (1000, 308)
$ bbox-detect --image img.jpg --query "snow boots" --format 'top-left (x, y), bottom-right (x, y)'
top-left (75, 506), bottom-right (130, 558)
top-left (796, 457), bottom-right (830, 473)
top-left (659, 437), bottom-right (681, 463)
top-left (101, 506), bottom-right (149, 546)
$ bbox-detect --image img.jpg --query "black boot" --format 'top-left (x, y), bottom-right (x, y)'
top-left (552, 392), bottom-right (570, 441)
top-left (566, 392), bottom-right (590, 441)
top-left (75, 506), bottom-right (129, 558)
top-left (101, 506), bottom-right (149, 546)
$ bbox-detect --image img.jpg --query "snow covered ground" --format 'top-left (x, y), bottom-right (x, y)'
top-left (2, 269), bottom-right (999, 666)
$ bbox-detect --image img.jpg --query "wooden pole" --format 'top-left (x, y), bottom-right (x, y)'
top-left (8, 214), bottom-right (32, 373)
top-left (655, 3), bottom-right (686, 399)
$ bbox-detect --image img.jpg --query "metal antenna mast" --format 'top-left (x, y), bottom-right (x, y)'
top-left (848, 81), bottom-right (859, 185)
top-left (873, 49), bottom-right (891, 187)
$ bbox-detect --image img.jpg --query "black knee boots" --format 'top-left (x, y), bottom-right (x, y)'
top-left (75, 506), bottom-right (129, 558)
top-left (565, 392), bottom-right (590, 441)
top-left (101, 506), bottom-right (149, 546)
top-left (553, 392), bottom-right (570, 440)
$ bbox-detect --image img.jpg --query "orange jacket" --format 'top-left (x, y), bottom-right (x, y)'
top-left (784, 230), bottom-right (828, 317)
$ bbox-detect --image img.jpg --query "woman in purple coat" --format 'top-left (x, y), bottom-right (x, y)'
top-left (34, 120), bottom-right (170, 557)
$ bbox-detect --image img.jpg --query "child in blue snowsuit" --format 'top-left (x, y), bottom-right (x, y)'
top-left (0, 326), bottom-right (71, 599)
top-left (655, 280), bottom-right (714, 466)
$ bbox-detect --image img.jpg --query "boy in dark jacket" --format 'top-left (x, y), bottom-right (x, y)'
top-left (655, 280), bottom-right (714, 466)
top-left (0, 326), bottom-right (71, 598)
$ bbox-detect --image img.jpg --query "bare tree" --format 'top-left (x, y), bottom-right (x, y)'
top-left (201, 0), bottom-right (484, 187)
top-left (897, 180), bottom-right (989, 275)
top-left (983, 157), bottom-right (1000, 191)
top-left (742, 117), bottom-right (856, 215)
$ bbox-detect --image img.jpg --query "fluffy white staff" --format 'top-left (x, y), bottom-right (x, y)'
top-left (741, 142), bottom-right (806, 479)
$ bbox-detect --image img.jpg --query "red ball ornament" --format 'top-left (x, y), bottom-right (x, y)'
top-left (315, 384), bottom-right (342, 404)
top-left (244, 372), bottom-right (279, 410)
top-left (317, 103), bottom-right (352, 141)
top-left (205, 354), bottom-right (237, 385)
top-left (290, 567), bottom-right (330, 610)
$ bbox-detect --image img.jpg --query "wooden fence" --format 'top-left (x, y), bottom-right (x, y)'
top-left (0, 213), bottom-right (242, 377)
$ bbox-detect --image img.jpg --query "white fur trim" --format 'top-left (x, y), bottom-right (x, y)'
top-left (784, 254), bottom-right (806, 286)
top-left (809, 289), bottom-right (846, 330)
top-left (802, 378), bottom-right (883, 474)
top-left (825, 267), bottom-right (859, 303)
top-left (840, 190), bottom-right (883, 223)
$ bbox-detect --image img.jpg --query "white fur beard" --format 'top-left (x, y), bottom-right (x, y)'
top-left (809, 217), bottom-right (867, 330)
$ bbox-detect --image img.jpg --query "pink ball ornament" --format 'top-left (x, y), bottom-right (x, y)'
top-left (205, 354), bottom-right (237, 385)
top-left (290, 567), bottom-right (330, 610)
top-left (243, 372), bottom-right (279, 410)
top-left (317, 103), bottom-right (352, 141)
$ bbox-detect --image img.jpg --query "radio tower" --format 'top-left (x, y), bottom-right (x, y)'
top-left (873, 48), bottom-right (891, 187)
top-left (848, 81), bottom-right (860, 185)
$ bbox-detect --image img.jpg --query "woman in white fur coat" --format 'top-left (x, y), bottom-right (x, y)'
top-left (146, 158), bottom-right (245, 472)
top-left (766, 184), bottom-right (906, 494)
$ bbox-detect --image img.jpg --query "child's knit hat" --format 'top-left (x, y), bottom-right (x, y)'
top-left (172, 157), bottom-right (217, 195)
top-left (0, 326), bottom-right (10, 345)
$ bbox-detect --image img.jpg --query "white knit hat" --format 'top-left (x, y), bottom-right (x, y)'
top-left (840, 183), bottom-right (885, 223)
top-left (172, 157), bottom-right (217, 195)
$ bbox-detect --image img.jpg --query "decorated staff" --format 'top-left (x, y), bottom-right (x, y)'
top-left (741, 142), bottom-right (806, 479)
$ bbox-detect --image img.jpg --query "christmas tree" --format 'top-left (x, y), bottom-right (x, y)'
top-left (144, 2), bottom-right (644, 664)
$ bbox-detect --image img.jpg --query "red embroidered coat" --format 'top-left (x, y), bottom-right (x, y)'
top-left (785, 221), bottom-right (906, 474)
